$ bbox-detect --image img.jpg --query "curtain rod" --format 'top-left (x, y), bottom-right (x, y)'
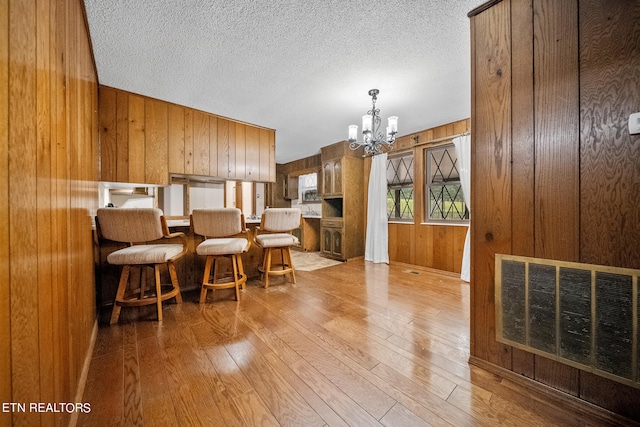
top-left (412, 130), bottom-right (470, 148)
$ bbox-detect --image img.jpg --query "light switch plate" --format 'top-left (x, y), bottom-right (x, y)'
top-left (630, 112), bottom-right (640, 135)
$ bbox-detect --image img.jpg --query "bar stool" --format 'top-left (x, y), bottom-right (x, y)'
top-left (254, 208), bottom-right (301, 288)
top-left (191, 208), bottom-right (250, 303)
top-left (96, 208), bottom-right (187, 324)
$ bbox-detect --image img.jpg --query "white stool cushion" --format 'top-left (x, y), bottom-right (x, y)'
top-left (196, 238), bottom-right (249, 256)
top-left (255, 233), bottom-right (299, 248)
top-left (107, 244), bottom-right (185, 265)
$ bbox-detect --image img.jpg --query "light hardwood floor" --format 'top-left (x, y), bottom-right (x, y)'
top-left (79, 260), bottom-right (623, 426)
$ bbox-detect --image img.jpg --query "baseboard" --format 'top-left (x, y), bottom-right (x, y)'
top-left (468, 356), bottom-right (639, 426)
top-left (68, 319), bottom-right (98, 427)
top-left (389, 260), bottom-right (461, 278)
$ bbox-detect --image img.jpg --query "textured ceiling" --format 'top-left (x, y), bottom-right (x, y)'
top-left (84, 0), bottom-right (484, 164)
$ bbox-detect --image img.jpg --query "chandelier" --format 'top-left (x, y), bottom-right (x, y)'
top-left (348, 89), bottom-right (398, 155)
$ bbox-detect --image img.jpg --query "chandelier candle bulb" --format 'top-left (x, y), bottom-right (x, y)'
top-left (362, 115), bottom-right (373, 133)
top-left (388, 116), bottom-right (398, 133)
top-left (348, 125), bottom-right (358, 141)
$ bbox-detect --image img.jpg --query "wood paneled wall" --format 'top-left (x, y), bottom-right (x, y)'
top-left (99, 85), bottom-right (276, 185)
top-left (1, 0), bottom-right (98, 425)
top-left (470, 0), bottom-right (640, 419)
top-left (365, 119), bottom-right (470, 274)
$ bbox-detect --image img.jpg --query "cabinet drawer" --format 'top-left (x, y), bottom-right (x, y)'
top-left (321, 218), bottom-right (343, 228)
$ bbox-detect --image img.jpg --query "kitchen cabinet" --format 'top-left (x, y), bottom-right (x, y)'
top-left (99, 85), bottom-right (276, 185)
top-left (293, 217), bottom-right (321, 252)
top-left (322, 158), bottom-right (343, 197)
top-left (321, 221), bottom-right (343, 259)
top-left (319, 141), bottom-right (364, 260)
top-left (284, 174), bottom-right (298, 200)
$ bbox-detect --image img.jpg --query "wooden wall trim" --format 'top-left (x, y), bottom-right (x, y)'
top-left (468, 0), bottom-right (505, 18)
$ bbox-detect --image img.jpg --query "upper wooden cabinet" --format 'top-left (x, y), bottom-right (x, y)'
top-left (322, 158), bottom-right (344, 197)
top-left (99, 86), bottom-right (276, 185)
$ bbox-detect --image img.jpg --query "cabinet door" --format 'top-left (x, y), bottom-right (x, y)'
top-left (285, 174), bottom-right (298, 199)
top-left (292, 227), bottom-right (302, 249)
top-left (323, 161), bottom-right (333, 196)
top-left (331, 229), bottom-right (343, 258)
top-left (332, 159), bottom-right (343, 196)
top-left (321, 227), bottom-right (333, 256)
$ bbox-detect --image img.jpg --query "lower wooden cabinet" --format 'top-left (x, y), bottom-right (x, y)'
top-left (321, 221), bottom-right (344, 260)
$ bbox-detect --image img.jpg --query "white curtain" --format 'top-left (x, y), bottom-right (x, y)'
top-left (365, 152), bottom-right (389, 263)
top-left (453, 134), bottom-right (471, 282)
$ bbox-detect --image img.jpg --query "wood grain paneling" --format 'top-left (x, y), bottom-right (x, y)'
top-left (259, 128), bottom-right (271, 181)
top-left (470, 0), bottom-right (513, 368)
top-left (235, 122), bottom-right (246, 179)
top-left (128, 94), bottom-right (145, 184)
top-left (9, 3), bottom-right (41, 425)
top-left (36, 1), bottom-right (55, 423)
top-left (533, 0), bottom-right (580, 262)
top-left (192, 110), bottom-right (209, 176)
top-left (470, 0), bottom-right (640, 418)
top-left (579, 0), bottom-right (640, 270)
top-left (116, 89), bottom-right (129, 182)
top-left (0, 0), bottom-right (9, 422)
top-left (145, 98), bottom-right (168, 185)
top-left (532, 0), bottom-right (581, 394)
top-left (99, 87), bottom-right (117, 181)
top-left (3, 0), bottom-right (98, 425)
top-left (168, 104), bottom-right (185, 174)
top-left (99, 86), bottom-right (275, 184)
top-left (578, 0), bottom-right (640, 417)
top-left (184, 108), bottom-right (194, 175)
top-left (510, 0), bottom-right (536, 379)
top-left (246, 125), bottom-right (260, 180)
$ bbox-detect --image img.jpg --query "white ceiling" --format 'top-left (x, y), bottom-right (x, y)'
top-left (84, 0), bottom-right (484, 164)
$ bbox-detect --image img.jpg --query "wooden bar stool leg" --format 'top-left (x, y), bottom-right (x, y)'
top-left (154, 264), bottom-right (163, 322)
top-left (264, 248), bottom-right (272, 289)
top-left (232, 255), bottom-right (240, 301)
top-left (110, 265), bottom-right (131, 325)
top-left (286, 248), bottom-right (296, 284)
top-left (260, 248), bottom-right (268, 281)
top-left (237, 255), bottom-right (246, 290)
top-left (140, 266), bottom-right (147, 299)
top-left (213, 258), bottom-right (219, 285)
top-left (168, 261), bottom-right (182, 304)
top-left (200, 256), bottom-right (213, 304)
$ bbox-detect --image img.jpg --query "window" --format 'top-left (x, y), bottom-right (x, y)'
top-left (298, 172), bottom-right (320, 201)
top-left (387, 153), bottom-right (414, 221)
top-left (425, 144), bottom-right (468, 222)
